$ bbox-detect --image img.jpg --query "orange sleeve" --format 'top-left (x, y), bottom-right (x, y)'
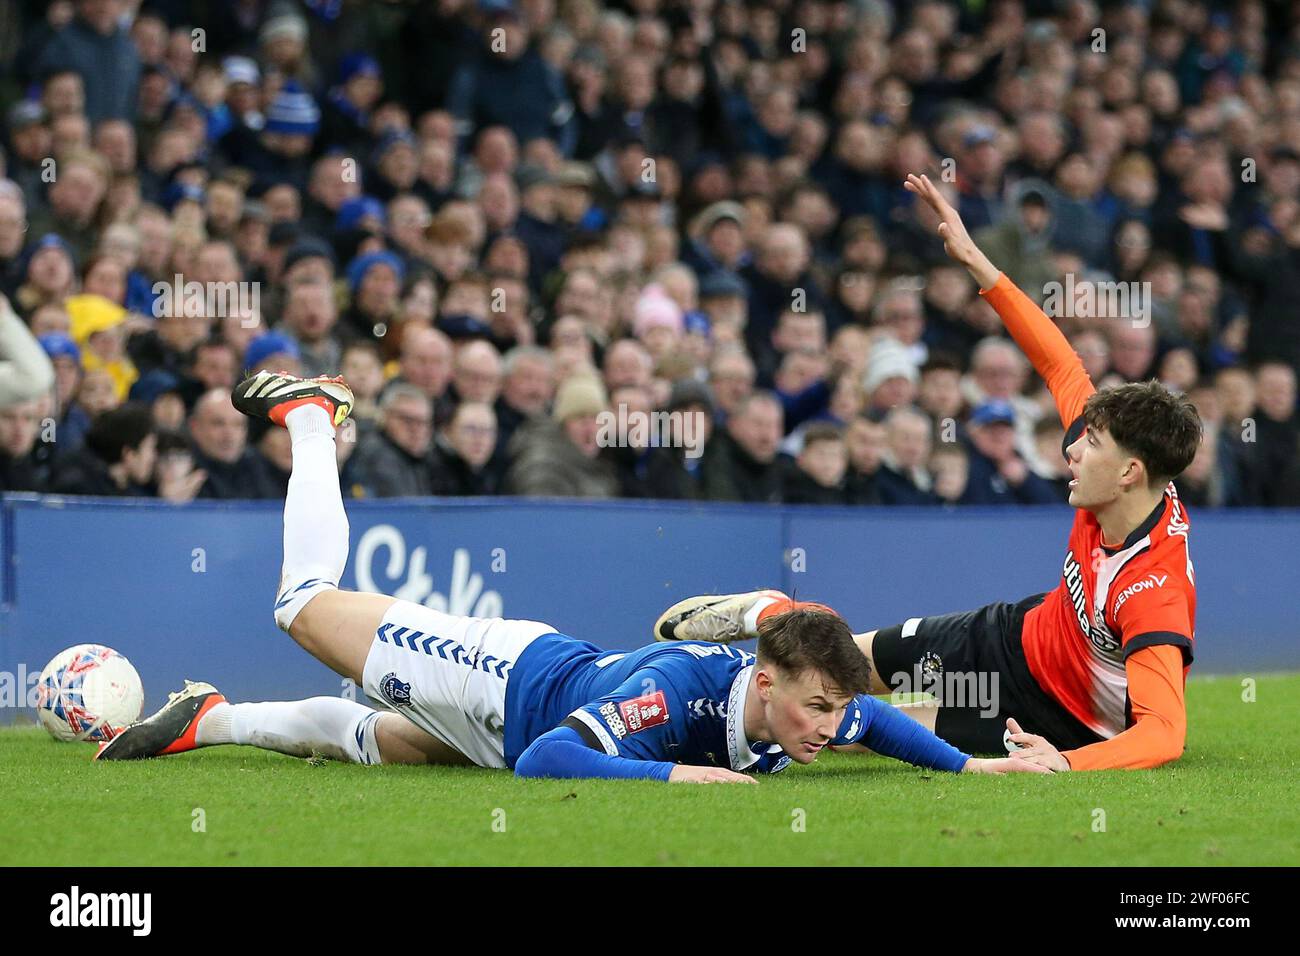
top-left (979, 273), bottom-right (1096, 427)
top-left (1060, 645), bottom-right (1187, 770)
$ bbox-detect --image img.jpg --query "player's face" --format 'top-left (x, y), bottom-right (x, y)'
top-left (1066, 425), bottom-right (1137, 509)
top-left (761, 667), bottom-right (851, 764)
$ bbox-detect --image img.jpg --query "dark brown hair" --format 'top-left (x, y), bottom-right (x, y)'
top-left (1083, 380), bottom-right (1202, 484)
top-left (756, 608), bottom-right (873, 698)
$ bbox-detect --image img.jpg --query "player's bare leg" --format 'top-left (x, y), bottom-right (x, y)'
top-left (853, 630), bottom-right (893, 695)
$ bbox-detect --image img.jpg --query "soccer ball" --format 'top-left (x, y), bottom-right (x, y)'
top-left (35, 644), bottom-right (144, 743)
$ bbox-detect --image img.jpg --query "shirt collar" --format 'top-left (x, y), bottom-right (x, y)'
top-left (726, 664), bottom-right (761, 771)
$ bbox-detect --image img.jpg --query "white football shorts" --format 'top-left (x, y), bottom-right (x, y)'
top-left (361, 599), bottom-right (556, 768)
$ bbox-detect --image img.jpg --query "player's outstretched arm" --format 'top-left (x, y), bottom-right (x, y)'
top-left (903, 173), bottom-right (1095, 427)
top-left (515, 725), bottom-right (754, 783)
top-left (836, 695), bottom-right (1050, 775)
top-left (1008, 644), bottom-right (1188, 771)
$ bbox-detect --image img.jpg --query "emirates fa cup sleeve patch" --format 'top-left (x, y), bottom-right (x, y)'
top-left (618, 691), bottom-right (670, 734)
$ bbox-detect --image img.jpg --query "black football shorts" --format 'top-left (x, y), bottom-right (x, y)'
top-left (870, 594), bottom-right (1105, 754)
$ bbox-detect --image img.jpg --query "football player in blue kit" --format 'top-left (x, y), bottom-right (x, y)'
top-left (98, 371), bottom-right (1045, 782)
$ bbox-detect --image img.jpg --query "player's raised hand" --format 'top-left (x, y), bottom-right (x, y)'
top-left (669, 765), bottom-right (758, 784)
top-left (1005, 718), bottom-right (1070, 772)
top-left (903, 173), bottom-right (1001, 290)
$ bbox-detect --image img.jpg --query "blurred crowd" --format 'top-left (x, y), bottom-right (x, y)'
top-left (0, 0), bottom-right (1298, 507)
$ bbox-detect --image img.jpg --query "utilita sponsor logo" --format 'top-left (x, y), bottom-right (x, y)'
top-left (49, 886), bottom-right (151, 936)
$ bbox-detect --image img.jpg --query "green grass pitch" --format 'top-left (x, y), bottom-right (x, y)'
top-left (2, 673), bottom-right (1297, 866)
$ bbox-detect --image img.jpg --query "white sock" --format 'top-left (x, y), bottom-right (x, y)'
top-left (274, 405), bottom-right (349, 632)
top-left (743, 593), bottom-right (784, 636)
top-left (196, 698), bottom-right (383, 765)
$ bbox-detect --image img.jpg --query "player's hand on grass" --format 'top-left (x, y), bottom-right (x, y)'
top-left (1005, 718), bottom-right (1071, 772)
top-left (669, 765), bottom-right (758, 784)
top-left (903, 173), bottom-right (1001, 290)
top-left (962, 756), bottom-right (1052, 774)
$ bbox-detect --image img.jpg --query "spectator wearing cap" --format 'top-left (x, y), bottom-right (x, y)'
top-left (38, 332), bottom-right (85, 447)
top-left (128, 368), bottom-right (186, 433)
top-left (343, 384), bottom-right (438, 498)
top-left (955, 124), bottom-right (1007, 234)
top-left (370, 130), bottom-right (421, 204)
top-left (960, 400), bottom-right (1060, 505)
top-left (684, 202), bottom-right (751, 277)
top-left (446, 1), bottom-right (576, 155)
top-left (697, 271), bottom-right (749, 346)
top-left (321, 53), bottom-right (383, 159)
top-left (972, 179), bottom-right (1057, 304)
top-left (221, 57), bottom-right (263, 131)
top-left (188, 388), bottom-right (277, 499)
top-left (551, 161), bottom-right (601, 233)
top-left (34, 0), bottom-right (141, 123)
top-left (259, 10), bottom-right (313, 85)
top-left (6, 102), bottom-right (51, 206)
top-left (220, 82), bottom-right (321, 193)
top-left (281, 237), bottom-right (337, 293)
top-left (342, 250), bottom-right (404, 346)
top-left (13, 234), bottom-right (76, 318)
top-left (701, 391), bottom-right (785, 503)
top-left (505, 373), bottom-right (618, 498)
top-left (432, 400), bottom-right (502, 496)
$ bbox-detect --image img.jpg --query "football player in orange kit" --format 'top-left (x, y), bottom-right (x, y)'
top-left (656, 174), bottom-right (1202, 771)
